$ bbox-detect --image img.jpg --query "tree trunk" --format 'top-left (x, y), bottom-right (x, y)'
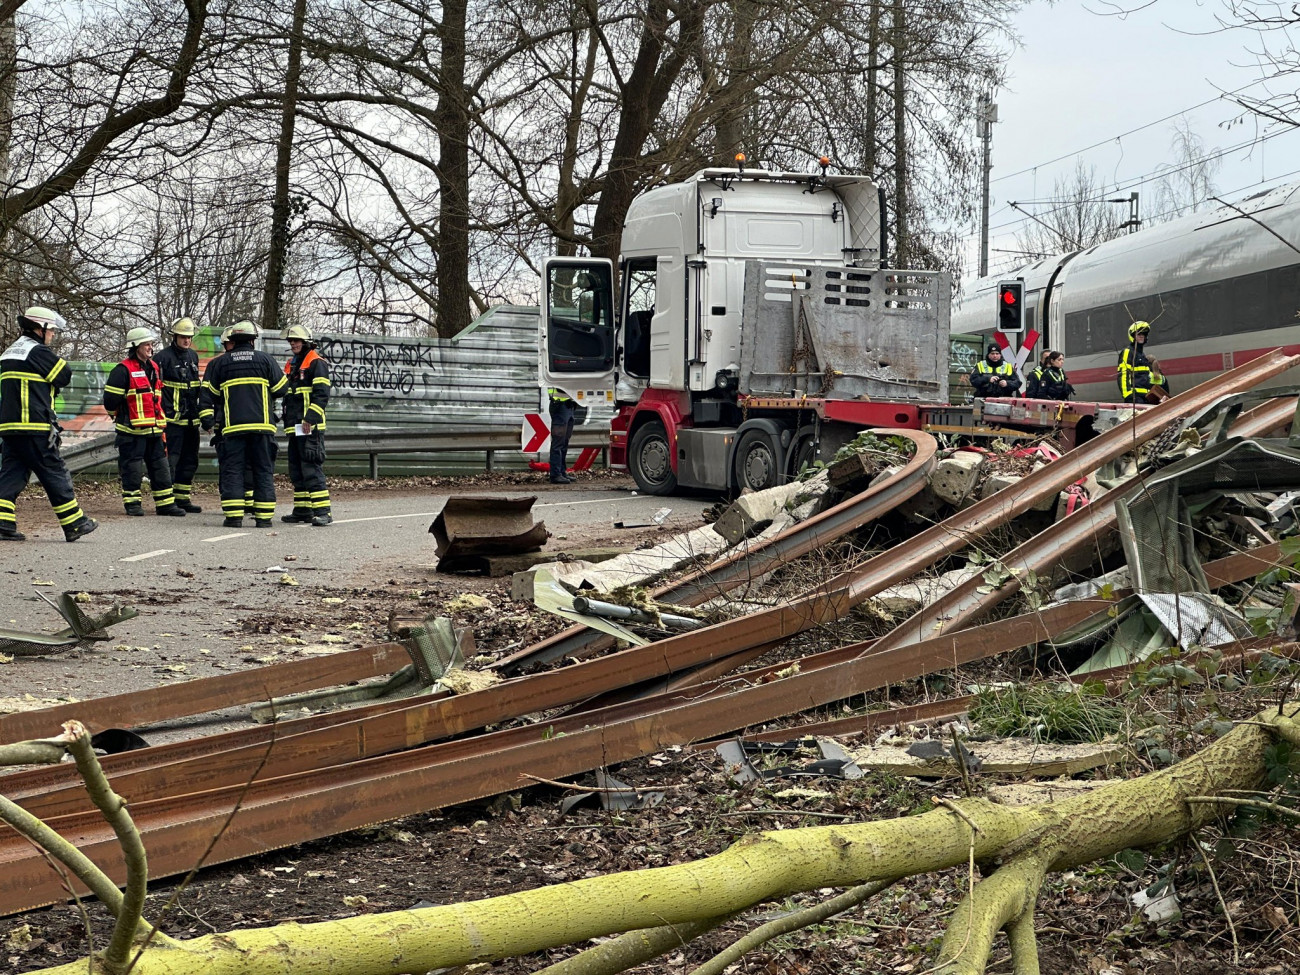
top-left (864, 0), bottom-right (880, 176)
top-left (21, 707), bottom-right (1298, 975)
top-left (588, 0), bottom-right (705, 260)
top-left (261, 0), bottom-right (307, 334)
top-left (434, 0), bottom-right (471, 337)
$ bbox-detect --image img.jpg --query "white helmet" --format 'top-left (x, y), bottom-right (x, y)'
top-left (170, 317), bottom-right (196, 337)
top-left (19, 306), bottom-right (66, 333)
top-left (228, 320), bottom-right (258, 338)
top-left (124, 326), bottom-right (157, 351)
top-left (284, 323), bottom-right (312, 341)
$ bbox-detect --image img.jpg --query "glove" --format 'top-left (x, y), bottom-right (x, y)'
top-left (47, 425), bottom-right (62, 452)
top-left (300, 432), bottom-right (326, 465)
top-left (201, 417), bottom-right (214, 432)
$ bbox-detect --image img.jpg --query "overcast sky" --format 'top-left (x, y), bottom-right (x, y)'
top-left (967, 0), bottom-right (1300, 282)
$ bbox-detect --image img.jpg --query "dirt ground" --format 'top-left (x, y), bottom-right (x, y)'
top-left (2, 473), bottom-right (1300, 973)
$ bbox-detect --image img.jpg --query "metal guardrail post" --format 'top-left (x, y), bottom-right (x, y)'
top-left (369, 453), bottom-right (379, 480)
top-left (486, 450), bottom-right (495, 471)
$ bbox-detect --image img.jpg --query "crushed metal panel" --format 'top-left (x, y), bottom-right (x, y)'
top-left (429, 496), bottom-right (549, 572)
top-left (0, 592), bottom-right (138, 656)
top-left (530, 567), bottom-right (648, 646)
top-left (739, 261), bottom-right (950, 401)
top-left (1137, 593), bottom-right (1252, 649)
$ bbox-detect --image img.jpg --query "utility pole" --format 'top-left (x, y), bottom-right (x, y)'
top-left (977, 95), bottom-right (998, 278)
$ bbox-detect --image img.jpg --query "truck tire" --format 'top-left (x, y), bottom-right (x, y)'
top-left (629, 420), bottom-right (677, 496)
top-left (733, 429), bottom-right (780, 493)
top-left (788, 425), bottom-right (819, 480)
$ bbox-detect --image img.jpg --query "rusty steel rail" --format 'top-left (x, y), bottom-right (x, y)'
top-left (868, 392), bottom-right (1300, 657)
top-left (0, 596), bottom-right (1114, 915)
top-left (495, 428), bottom-right (939, 674)
top-left (0, 643), bottom-right (414, 743)
top-left (0, 532), bottom-right (1282, 914)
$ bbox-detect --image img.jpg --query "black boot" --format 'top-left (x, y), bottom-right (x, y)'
top-left (222, 516), bottom-right (243, 528)
top-left (124, 503), bottom-right (144, 516)
top-left (0, 525), bottom-right (25, 541)
top-left (180, 501), bottom-right (202, 513)
top-left (64, 518), bottom-right (98, 542)
top-left (157, 505), bottom-right (187, 517)
top-left (311, 511), bottom-right (333, 527)
top-left (281, 509), bottom-right (312, 523)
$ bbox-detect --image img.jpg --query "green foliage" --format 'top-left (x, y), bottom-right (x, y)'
top-left (829, 431), bottom-right (916, 467)
top-left (969, 682), bottom-right (1124, 743)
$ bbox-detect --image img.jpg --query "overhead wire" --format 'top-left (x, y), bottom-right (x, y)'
top-left (990, 79), bottom-right (1273, 185)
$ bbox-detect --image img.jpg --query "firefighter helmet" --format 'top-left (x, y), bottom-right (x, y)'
top-left (124, 327), bottom-right (157, 351)
top-left (219, 326), bottom-right (234, 344)
top-left (228, 320), bottom-right (258, 338)
top-left (283, 323), bottom-right (312, 341)
top-left (1128, 321), bottom-right (1151, 340)
top-left (19, 306), bottom-right (65, 333)
top-left (170, 317), bottom-right (196, 336)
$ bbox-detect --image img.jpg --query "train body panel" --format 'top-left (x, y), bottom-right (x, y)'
top-left (953, 182), bottom-right (1300, 402)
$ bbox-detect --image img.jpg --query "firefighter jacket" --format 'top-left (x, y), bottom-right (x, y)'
top-left (1026, 366), bottom-right (1074, 400)
top-left (969, 358), bottom-right (1021, 397)
top-left (154, 342), bottom-right (202, 425)
top-left (282, 348), bottom-right (331, 429)
top-left (0, 335), bottom-right (70, 434)
top-left (103, 356), bottom-right (167, 435)
top-left (1117, 345), bottom-right (1155, 402)
top-left (200, 342), bottom-right (287, 435)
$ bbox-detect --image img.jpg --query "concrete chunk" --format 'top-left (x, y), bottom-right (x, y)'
top-left (929, 450), bottom-right (987, 505)
top-left (713, 470), bottom-right (830, 543)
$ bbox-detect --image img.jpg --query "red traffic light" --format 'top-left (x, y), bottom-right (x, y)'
top-left (1001, 289), bottom-right (1018, 305)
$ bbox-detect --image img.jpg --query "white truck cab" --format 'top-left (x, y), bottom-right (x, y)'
top-left (540, 166), bottom-right (948, 495)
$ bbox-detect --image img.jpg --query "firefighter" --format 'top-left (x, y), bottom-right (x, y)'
top-left (200, 321), bottom-right (286, 527)
top-left (1117, 321), bottom-right (1169, 403)
top-left (547, 388), bottom-right (575, 484)
top-left (0, 306), bottom-right (97, 542)
top-left (969, 344), bottom-right (1020, 398)
top-left (155, 316), bottom-right (203, 511)
top-left (103, 327), bottom-right (186, 517)
top-left (1027, 351), bottom-right (1074, 400)
top-left (280, 324), bottom-right (332, 526)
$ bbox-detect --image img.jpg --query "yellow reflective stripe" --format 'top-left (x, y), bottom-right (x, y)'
top-left (0, 422), bottom-right (47, 433)
top-left (312, 376), bottom-right (331, 385)
top-left (223, 422), bottom-right (276, 434)
top-left (45, 358), bottom-right (66, 383)
top-left (57, 509), bottom-right (83, 526)
top-left (103, 385), bottom-right (127, 394)
top-left (52, 500), bottom-right (78, 514)
top-left (270, 374), bottom-right (288, 394)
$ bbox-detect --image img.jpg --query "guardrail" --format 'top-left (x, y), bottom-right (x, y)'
top-left (62, 426), bottom-right (611, 478)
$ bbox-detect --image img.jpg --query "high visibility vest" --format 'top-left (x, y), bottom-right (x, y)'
top-left (975, 361), bottom-right (1014, 378)
top-left (106, 357), bottom-right (165, 434)
top-left (1117, 347), bottom-right (1153, 400)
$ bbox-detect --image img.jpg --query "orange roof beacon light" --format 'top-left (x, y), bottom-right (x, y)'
top-left (735, 152), bottom-right (746, 173)
top-left (819, 155), bottom-right (830, 175)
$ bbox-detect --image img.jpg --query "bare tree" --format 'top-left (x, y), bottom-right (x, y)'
top-left (1149, 118), bottom-right (1222, 224)
top-left (1012, 160), bottom-right (1125, 259)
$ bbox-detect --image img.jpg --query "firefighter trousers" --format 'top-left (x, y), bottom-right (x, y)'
top-left (115, 432), bottom-right (175, 511)
top-left (220, 433), bottom-right (275, 522)
top-left (165, 423), bottom-right (200, 502)
top-left (0, 434), bottom-right (89, 531)
top-left (287, 433), bottom-right (329, 515)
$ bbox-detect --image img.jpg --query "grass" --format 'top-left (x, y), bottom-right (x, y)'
top-left (968, 681), bottom-right (1126, 743)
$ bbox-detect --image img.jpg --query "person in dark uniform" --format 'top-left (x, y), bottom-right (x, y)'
top-left (200, 321), bottom-right (286, 528)
top-left (0, 306), bottom-right (97, 541)
top-left (1024, 350), bottom-right (1051, 398)
top-left (969, 344), bottom-right (1021, 398)
top-left (1117, 321), bottom-right (1170, 403)
top-left (1026, 350), bottom-right (1074, 400)
top-left (280, 324), bottom-right (333, 526)
top-left (547, 388), bottom-right (575, 484)
top-left (155, 316), bottom-right (203, 512)
top-left (103, 327), bottom-right (186, 517)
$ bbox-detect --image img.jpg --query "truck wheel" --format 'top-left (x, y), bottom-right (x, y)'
top-left (788, 426), bottom-right (819, 480)
top-left (629, 420), bottom-right (677, 496)
top-left (733, 429), bottom-right (780, 493)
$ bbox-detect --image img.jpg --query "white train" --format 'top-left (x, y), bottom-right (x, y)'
top-left (952, 181), bottom-right (1300, 402)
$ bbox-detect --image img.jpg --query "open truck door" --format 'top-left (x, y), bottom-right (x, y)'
top-left (539, 257), bottom-right (616, 403)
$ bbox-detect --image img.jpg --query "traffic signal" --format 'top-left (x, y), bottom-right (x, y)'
top-left (997, 280), bottom-right (1024, 333)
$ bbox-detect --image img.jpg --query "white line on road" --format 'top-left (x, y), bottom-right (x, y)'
top-left (202, 532), bottom-right (250, 542)
top-left (331, 496), bottom-right (631, 526)
top-left (119, 549), bottom-right (174, 562)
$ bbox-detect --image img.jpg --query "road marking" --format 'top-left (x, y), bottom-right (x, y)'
top-left (331, 496), bottom-right (630, 526)
top-left (202, 532), bottom-right (250, 542)
top-left (120, 549), bottom-right (174, 562)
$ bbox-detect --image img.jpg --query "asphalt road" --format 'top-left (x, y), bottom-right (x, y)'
top-left (0, 478), bottom-right (714, 714)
